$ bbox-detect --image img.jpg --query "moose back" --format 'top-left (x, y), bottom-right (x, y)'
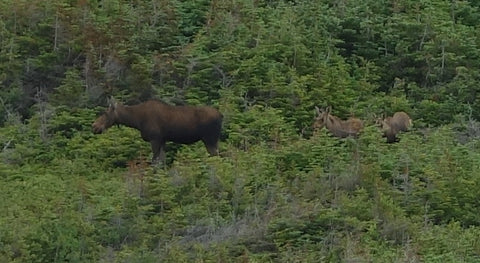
top-left (92, 99), bottom-right (223, 163)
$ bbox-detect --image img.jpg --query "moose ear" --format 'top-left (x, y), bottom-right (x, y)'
top-left (315, 106), bottom-right (321, 116)
top-left (325, 106), bottom-right (332, 113)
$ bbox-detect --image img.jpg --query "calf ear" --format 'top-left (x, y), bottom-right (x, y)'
top-left (325, 106), bottom-right (332, 113)
top-left (315, 106), bottom-right (321, 116)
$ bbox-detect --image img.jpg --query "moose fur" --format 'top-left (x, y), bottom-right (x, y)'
top-left (313, 106), bottom-right (363, 138)
top-left (92, 98), bottom-right (223, 163)
top-left (380, 111), bottom-right (412, 143)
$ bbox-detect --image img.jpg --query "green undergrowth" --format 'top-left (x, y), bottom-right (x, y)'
top-left (1, 109), bottom-right (480, 262)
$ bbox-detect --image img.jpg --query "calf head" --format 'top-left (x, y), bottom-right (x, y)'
top-left (313, 106), bottom-right (329, 130)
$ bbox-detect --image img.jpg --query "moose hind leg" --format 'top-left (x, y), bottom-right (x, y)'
top-left (151, 140), bottom-right (166, 164)
top-left (203, 139), bottom-right (219, 156)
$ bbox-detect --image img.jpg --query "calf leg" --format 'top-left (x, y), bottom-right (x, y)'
top-left (386, 133), bottom-right (397, 143)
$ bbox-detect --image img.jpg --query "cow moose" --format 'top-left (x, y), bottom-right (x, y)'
top-left (379, 111), bottom-right (412, 143)
top-left (313, 106), bottom-right (363, 138)
top-left (92, 98), bottom-right (223, 164)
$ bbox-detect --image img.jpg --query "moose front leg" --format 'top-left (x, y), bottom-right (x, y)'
top-left (150, 140), bottom-right (166, 165)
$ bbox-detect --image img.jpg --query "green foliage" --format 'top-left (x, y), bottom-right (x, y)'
top-left (51, 68), bottom-right (87, 107)
top-left (2, 0), bottom-right (480, 261)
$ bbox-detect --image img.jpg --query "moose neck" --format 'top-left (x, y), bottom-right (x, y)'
top-left (115, 105), bottom-right (140, 130)
top-left (325, 115), bottom-right (339, 128)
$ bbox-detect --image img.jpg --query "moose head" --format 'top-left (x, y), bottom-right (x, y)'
top-left (92, 97), bottom-right (118, 134)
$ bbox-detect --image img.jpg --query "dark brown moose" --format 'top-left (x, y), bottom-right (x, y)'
top-left (380, 111), bottom-right (412, 143)
top-left (92, 98), bottom-right (223, 163)
top-left (313, 106), bottom-right (363, 138)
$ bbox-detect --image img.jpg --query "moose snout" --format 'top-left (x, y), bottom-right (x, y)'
top-left (92, 123), bottom-right (104, 134)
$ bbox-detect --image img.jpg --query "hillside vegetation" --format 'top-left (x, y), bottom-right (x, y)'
top-left (1, 0), bottom-right (480, 262)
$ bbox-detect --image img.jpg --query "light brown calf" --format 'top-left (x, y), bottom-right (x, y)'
top-left (380, 111), bottom-right (412, 143)
top-left (313, 106), bottom-right (363, 138)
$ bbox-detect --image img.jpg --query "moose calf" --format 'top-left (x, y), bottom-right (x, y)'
top-left (313, 106), bottom-right (363, 138)
top-left (380, 111), bottom-right (412, 143)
